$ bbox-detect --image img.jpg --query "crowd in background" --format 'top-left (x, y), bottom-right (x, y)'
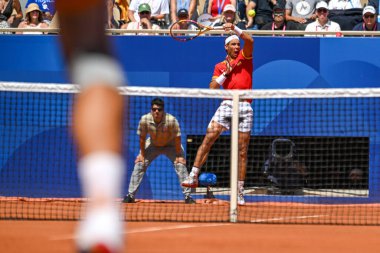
top-left (0, 0), bottom-right (379, 35)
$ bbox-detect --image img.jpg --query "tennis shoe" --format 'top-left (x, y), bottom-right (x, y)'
top-left (238, 193), bottom-right (245, 205)
top-left (181, 174), bottom-right (198, 188)
top-left (76, 206), bottom-right (123, 253)
top-left (79, 243), bottom-right (113, 253)
top-left (184, 196), bottom-right (196, 204)
top-left (122, 194), bottom-right (135, 203)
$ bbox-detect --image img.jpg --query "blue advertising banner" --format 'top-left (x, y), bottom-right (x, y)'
top-left (0, 36), bottom-right (379, 203)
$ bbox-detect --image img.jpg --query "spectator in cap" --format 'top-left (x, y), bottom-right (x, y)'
top-left (121, 3), bottom-right (161, 35)
top-left (170, 0), bottom-right (197, 23)
top-left (170, 8), bottom-right (198, 30)
top-left (128, 0), bottom-right (169, 25)
top-left (25, 0), bottom-right (56, 25)
top-left (207, 0), bottom-right (236, 23)
top-left (261, 5), bottom-right (297, 34)
top-left (285, 0), bottom-right (318, 30)
top-left (0, 0), bottom-right (23, 28)
top-left (246, 0), bottom-right (285, 30)
top-left (17, 3), bottom-right (48, 34)
top-left (214, 4), bottom-right (246, 29)
top-left (352, 6), bottom-right (380, 34)
top-left (304, 1), bottom-right (341, 37)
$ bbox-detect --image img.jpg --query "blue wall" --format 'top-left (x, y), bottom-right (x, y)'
top-left (0, 35), bottom-right (379, 202)
top-left (1, 35), bottom-right (380, 88)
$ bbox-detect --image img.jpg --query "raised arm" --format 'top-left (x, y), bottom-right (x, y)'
top-left (13, 0), bottom-right (23, 20)
top-left (170, 0), bottom-right (177, 23)
top-left (227, 22), bottom-right (253, 58)
top-left (246, 1), bottom-right (256, 28)
top-left (239, 25), bottom-right (253, 58)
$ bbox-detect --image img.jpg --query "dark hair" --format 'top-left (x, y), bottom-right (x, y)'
top-left (151, 98), bottom-right (164, 108)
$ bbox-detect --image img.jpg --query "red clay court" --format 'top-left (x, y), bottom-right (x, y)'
top-left (1, 199), bottom-right (380, 252)
top-left (1, 220), bottom-right (380, 253)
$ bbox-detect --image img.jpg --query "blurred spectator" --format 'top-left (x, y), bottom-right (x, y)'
top-left (305, 1), bottom-right (341, 37)
top-left (246, 0), bottom-right (285, 29)
top-left (107, 0), bottom-right (119, 28)
top-left (0, 0), bottom-right (23, 27)
top-left (237, 0), bottom-right (248, 22)
top-left (170, 0), bottom-right (197, 23)
top-left (328, 2), bottom-right (364, 30)
top-left (348, 169), bottom-right (364, 189)
top-left (171, 8), bottom-right (198, 29)
top-left (214, 3), bottom-right (246, 29)
top-left (285, 0), bottom-right (317, 30)
top-left (114, 0), bottom-right (130, 26)
top-left (49, 11), bottom-right (59, 30)
top-left (352, 5), bottom-right (380, 34)
top-left (261, 5), bottom-right (297, 34)
top-left (0, 14), bottom-right (9, 33)
top-left (128, 0), bottom-right (169, 27)
top-left (25, 0), bottom-right (55, 26)
top-left (17, 3), bottom-right (48, 34)
top-left (121, 3), bottom-right (161, 35)
top-left (328, 0), bottom-right (362, 10)
top-left (207, 0), bottom-right (236, 23)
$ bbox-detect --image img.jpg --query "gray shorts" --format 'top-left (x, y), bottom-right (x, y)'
top-left (209, 100), bottom-right (253, 132)
top-left (142, 139), bottom-right (185, 166)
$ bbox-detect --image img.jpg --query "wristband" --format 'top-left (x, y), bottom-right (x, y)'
top-left (215, 73), bottom-right (227, 86)
top-left (234, 26), bottom-right (243, 36)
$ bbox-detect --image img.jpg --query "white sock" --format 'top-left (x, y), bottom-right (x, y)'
top-left (79, 151), bottom-right (125, 206)
top-left (238, 181), bottom-right (245, 193)
top-left (190, 167), bottom-right (200, 177)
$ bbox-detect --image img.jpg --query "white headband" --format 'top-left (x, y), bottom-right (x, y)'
top-left (225, 35), bottom-right (239, 45)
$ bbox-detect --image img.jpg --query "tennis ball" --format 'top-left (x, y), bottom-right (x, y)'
top-left (248, 9), bottom-right (256, 17)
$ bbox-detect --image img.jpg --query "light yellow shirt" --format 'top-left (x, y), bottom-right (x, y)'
top-left (137, 112), bottom-right (181, 147)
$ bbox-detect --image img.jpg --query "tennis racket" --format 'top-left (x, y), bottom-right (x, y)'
top-left (169, 20), bottom-right (223, 42)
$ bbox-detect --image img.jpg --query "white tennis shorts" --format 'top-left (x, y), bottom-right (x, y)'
top-left (209, 100), bottom-right (253, 132)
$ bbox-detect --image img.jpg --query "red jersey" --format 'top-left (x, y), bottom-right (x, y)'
top-left (212, 50), bottom-right (253, 91)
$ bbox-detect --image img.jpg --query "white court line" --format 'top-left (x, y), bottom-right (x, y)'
top-left (50, 223), bottom-right (230, 241)
top-left (251, 215), bottom-right (328, 223)
top-left (127, 223), bottom-right (231, 234)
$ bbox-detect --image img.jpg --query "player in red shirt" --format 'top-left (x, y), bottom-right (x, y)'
top-left (182, 23), bottom-right (254, 205)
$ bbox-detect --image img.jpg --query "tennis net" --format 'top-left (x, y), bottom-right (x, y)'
top-left (1, 82), bottom-right (380, 225)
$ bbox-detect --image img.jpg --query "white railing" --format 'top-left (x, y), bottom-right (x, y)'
top-left (1, 27), bottom-right (380, 36)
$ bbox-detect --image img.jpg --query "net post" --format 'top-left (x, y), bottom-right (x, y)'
top-left (229, 91), bottom-right (240, 223)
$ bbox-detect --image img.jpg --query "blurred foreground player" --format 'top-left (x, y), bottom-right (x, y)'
top-left (56, 0), bottom-right (126, 252)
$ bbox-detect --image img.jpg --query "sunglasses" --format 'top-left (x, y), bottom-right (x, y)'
top-left (139, 11), bottom-right (150, 15)
top-left (364, 14), bottom-right (375, 19)
top-left (274, 13), bottom-right (284, 17)
top-left (152, 108), bottom-right (163, 112)
top-left (317, 8), bottom-right (328, 13)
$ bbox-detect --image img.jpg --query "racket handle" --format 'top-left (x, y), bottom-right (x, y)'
top-left (213, 26), bottom-right (224, 30)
